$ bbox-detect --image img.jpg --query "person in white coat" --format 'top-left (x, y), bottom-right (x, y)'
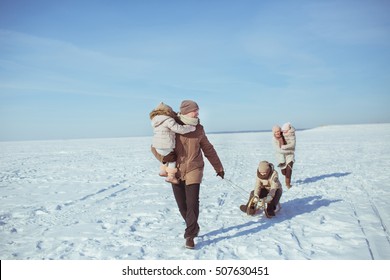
top-left (272, 123), bottom-right (296, 188)
top-left (150, 102), bottom-right (195, 184)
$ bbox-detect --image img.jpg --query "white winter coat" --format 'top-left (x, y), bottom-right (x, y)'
top-left (273, 126), bottom-right (296, 166)
top-left (151, 115), bottom-right (194, 149)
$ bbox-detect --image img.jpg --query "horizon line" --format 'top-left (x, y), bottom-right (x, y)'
top-left (1, 122), bottom-right (389, 143)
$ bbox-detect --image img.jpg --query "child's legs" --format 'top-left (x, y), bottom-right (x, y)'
top-left (285, 161), bottom-right (294, 179)
top-left (156, 148), bottom-right (176, 168)
top-left (267, 189), bottom-right (282, 212)
top-left (155, 148), bottom-right (174, 156)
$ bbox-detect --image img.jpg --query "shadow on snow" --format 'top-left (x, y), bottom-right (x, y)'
top-left (197, 195), bottom-right (342, 249)
top-left (295, 172), bottom-right (351, 185)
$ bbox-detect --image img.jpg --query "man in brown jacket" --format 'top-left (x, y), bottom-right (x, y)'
top-left (151, 100), bottom-right (224, 249)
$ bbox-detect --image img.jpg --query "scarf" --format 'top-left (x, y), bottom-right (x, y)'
top-left (178, 113), bottom-right (199, 126)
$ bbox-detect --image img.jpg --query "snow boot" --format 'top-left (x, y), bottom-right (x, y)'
top-left (159, 164), bottom-right (168, 177)
top-left (165, 167), bottom-right (179, 184)
top-left (264, 206), bottom-right (275, 218)
top-left (285, 178), bottom-right (292, 189)
top-left (185, 237), bottom-right (195, 249)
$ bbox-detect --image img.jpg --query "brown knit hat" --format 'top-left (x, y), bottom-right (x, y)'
top-left (180, 100), bottom-right (199, 115)
top-left (258, 161), bottom-right (270, 173)
top-left (257, 161), bottom-right (272, 179)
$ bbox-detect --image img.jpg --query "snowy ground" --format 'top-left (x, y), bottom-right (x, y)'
top-left (1, 123), bottom-right (390, 260)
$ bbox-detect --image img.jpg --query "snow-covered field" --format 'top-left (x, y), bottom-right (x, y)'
top-left (1, 123), bottom-right (390, 260)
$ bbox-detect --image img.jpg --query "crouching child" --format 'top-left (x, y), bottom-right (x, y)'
top-left (240, 161), bottom-right (283, 218)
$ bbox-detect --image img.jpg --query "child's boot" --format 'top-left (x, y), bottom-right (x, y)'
top-left (159, 164), bottom-right (168, 177)
top-left (285, 178), bottom-right (292, 189)
top-left (165, 167), bottom-right (179, 184)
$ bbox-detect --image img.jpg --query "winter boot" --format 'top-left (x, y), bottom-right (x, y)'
top-left (165, 167), bottom-right (179, 184)
top-left (285, 178), bottom-right (292, 189)
top-left (159, 164), bottom-right (168, 177)
top-left (264, 208), bottom-right (275, 218)
top-left (264, 205), bottom-right (275, 218)
top-left (185, 237), bottom-right (195, 249)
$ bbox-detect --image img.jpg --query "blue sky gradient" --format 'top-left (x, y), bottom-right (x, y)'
top-left (1, 0), bottom-right (389, 141)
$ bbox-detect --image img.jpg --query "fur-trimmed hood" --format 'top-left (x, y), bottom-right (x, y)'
top-left (149, 102), bottom-right (177, 120)
top-left (283, 125), bottom-right (296, 137)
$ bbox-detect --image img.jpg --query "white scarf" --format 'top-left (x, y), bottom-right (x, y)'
top-left (178, 113), bottom-right (199, 126)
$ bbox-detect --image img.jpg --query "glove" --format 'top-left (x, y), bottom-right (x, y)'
top-left (162, 151), bottom-right (177, 163)
top-left (281, 145), bottom-right (287, 150)
top-left (265, 195), bottom-right (273, 203)
top-left (216, 171), bottom-right (225, 179)
top-left (253, 195), bottom-right (259, 204)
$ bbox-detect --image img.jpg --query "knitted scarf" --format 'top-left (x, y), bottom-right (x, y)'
top-left (178, 113), bottom-right (199, 126)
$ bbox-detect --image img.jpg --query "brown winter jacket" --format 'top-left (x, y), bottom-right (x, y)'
top-left (151, 122), bottom-right (224, 185)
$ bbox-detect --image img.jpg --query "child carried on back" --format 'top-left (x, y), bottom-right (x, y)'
top-left (150, 102), bottom-right (196, 184)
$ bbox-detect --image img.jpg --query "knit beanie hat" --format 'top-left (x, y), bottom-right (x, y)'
top-left (257, 161), bottom-right (271, 179)
top-left (258, 161), bottom-right (270, 173)
top-left (282, 122), bottom-right (291, 131)
top-left (180, 100), bottom-right (199, 115)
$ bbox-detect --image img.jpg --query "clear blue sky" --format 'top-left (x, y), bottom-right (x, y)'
top-left (1, 0), bottom-right (389, 141)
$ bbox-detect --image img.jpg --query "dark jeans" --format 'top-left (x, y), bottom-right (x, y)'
top-left (262, 188), bottom-right (282, 214)
top-left (172, 181), bottom-right (200, 239)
